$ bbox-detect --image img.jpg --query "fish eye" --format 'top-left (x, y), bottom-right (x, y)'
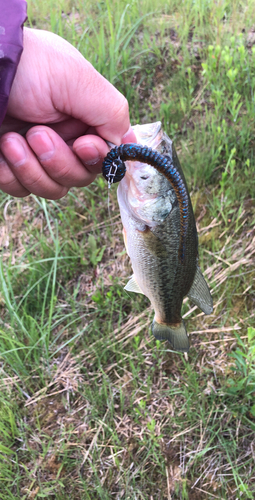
top-left (140, 175), bottom-right (149, 180)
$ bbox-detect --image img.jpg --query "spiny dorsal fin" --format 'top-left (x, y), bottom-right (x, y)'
top-left (124, 275), bottom-right (144, 295)
top-left (187, 266), bottom-right (213, 315)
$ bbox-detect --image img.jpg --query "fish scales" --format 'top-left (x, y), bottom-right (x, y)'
top-left (121, 190), bottom-right (197, 325)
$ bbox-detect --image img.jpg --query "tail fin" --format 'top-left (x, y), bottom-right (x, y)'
top-left (151, 319), bottom-right (189, 352)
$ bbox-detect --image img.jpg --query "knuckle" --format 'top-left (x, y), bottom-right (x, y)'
top-left (49, 164), bottom-right (71, 182)
top-left (48, 187), bottom-right (68, 200)
top-left (114, 96), bottom-right (129, 119)
top-left (24, 171), bottom-right (44, 189)
top-left (0, 178), bottom-right (30, 197)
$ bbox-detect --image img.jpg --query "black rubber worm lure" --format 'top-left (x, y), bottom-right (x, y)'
top-left (102, 143), bottom-right (189, 263)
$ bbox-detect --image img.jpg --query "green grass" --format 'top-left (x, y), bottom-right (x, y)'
top-left (0, 0), bottom-right (255, 498)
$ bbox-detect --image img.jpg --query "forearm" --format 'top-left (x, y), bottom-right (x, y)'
top-left (0, 0), bottom-right (27, 125)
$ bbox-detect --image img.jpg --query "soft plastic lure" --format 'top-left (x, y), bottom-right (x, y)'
top-left (102, 143), bottom-right (189, 263)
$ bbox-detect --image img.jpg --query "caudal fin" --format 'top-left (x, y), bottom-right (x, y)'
top-left (151, 319), bottom-right (189, 352)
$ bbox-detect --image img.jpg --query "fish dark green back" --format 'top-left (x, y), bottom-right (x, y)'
top-left (150, 195), bottom-right (198, 322)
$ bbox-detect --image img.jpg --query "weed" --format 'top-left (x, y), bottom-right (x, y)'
top-left (0, 0), bottom-right (255, 498)
top-left (224, 327), bottom-right (255, 423)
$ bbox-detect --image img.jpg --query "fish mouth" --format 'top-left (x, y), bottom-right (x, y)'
top-left (131, 121), bottom-right (163, 150)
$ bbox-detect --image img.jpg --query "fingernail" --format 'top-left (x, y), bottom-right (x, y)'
top-left (27, 131), bottom-right (55, 161)
top-left (76, 142), bottom-right (100, 166)
top-left (1, 138), bottom-right (27, 167)
top-left (121, 126), bottom-right (137, 144)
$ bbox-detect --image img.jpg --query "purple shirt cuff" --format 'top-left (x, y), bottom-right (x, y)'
top-left (0, 0), bottom-right (27, 126)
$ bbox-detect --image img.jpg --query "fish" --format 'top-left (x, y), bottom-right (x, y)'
top-left (104, 122), bottom-right (213, 352)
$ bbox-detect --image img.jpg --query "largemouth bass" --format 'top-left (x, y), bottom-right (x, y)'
top-left (103, 122), bottom-right (213, 352)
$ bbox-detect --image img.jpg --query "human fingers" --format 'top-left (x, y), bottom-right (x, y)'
top-left (27, 127), bottom-right (137, 183)
top-left (72, 134), bottom-right (111, 173)
top-left (0, 132), bottom-right (68, 199)
top-left (73, 128), bottom-right (139, 170)
top-left (26, 126), bottom-right (103, 185)
top-left (66, 64), bottom-right (137, 145)
top-left (0, 151), bottom-right (30, 197)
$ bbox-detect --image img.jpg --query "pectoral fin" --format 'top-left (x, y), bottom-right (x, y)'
top-left (124, 275), bottom-right (144, 295)
top-left (188, 266), bottom-right (213, 315)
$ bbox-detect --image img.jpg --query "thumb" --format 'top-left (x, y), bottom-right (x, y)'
top-left (70, 64), bottom-right (136, 145)
top-left (34, 30), bottom-right (137, 145)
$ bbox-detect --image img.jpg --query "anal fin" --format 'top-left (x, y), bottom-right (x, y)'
top-left (124, 275), bottom-right (144, 295)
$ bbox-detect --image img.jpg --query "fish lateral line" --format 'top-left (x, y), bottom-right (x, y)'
top-left (102, 143), bottom-right (189, 263)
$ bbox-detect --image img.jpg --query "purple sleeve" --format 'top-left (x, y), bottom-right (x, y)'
top-left (0, 0), bottom-right (27, 126)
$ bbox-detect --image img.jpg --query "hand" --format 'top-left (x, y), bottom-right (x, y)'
top-left (0, 28), bottom-right (136, 199)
